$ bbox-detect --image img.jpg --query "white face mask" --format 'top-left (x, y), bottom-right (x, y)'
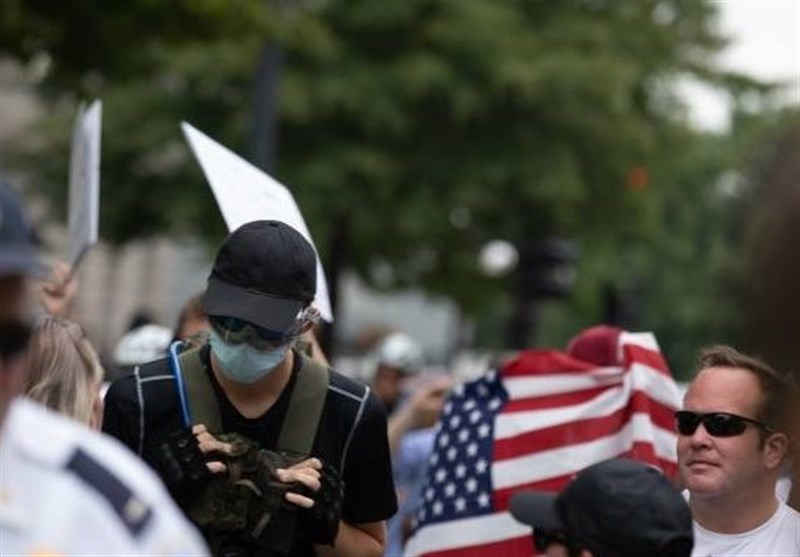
top-left (209, 330), bottom-right (288, 384)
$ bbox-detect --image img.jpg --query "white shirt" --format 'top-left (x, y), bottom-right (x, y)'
top-left (691, 499), bottom-right (800, 556)
top-left (0, 398), bottom-right (209, 556)
top-left (777, 476), bottom-right (792, 502)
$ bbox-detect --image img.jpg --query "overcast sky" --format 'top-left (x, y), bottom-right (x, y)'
top-left (683, 0), bottom-right (800, 130)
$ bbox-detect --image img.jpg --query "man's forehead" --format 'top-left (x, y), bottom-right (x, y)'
top-left (685, 366), bottom-right (762, 411)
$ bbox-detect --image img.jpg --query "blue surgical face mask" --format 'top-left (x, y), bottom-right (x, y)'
top-left (209, 329), bottom-right (288, 384)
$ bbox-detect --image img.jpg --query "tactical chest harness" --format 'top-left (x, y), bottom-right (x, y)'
top-left (167, 342), bottom-right (330, 556)
top-left (169, 342), bottom-right (328, 453)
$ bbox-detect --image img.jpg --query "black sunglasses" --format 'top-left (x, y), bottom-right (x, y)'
top-left (675, 410), bottom-right (775, 437)
top-left (0, 320), bottom-right (33, 360)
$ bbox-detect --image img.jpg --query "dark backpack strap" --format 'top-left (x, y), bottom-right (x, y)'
top-left (277, 352), bottom-right (329, 455)
top-left (169, 341), bottom-right (223, 433)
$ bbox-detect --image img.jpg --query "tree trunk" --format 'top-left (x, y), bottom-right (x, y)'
top-left (320, 212), bottom-right (350, 356)
top-left (250, 42), bottom-right (284, 172)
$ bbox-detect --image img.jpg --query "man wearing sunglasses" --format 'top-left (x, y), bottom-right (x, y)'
top-left (677, 345), bottom-right (799, 556)
top-left (103, 220), bottom-right (397, 557)
top-left (0, 184), bottom-right (207, 555)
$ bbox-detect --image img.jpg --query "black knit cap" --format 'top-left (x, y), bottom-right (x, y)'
top-left (201, 220), bottom-right (317, 332)
top-left (509, 458), bottom-right (693, 557)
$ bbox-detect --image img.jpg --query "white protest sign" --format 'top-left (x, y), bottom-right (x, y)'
top-left (67, 100), bottom-right (102, 267)
top-left (181, 122), bottom-right (333, 322)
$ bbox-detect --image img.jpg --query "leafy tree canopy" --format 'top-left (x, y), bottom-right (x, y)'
top-left (1, 0), bottom-right (779, 359)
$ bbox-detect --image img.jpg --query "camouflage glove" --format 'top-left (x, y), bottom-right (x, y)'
top-left (189, 433), bottom-right (263, 532)
top-left (307, 462), bottom-right (344, 546)
top-left (149, 428), bottom-right (213, 504)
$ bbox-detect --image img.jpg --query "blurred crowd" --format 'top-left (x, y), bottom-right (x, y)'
top-left (1, 175), bottom-right (798, 557)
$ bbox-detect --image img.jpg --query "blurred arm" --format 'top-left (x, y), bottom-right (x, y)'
top-left (315, 520), bottom-right (386, 557)
top-left (387, 375), bottom-right (452, 457)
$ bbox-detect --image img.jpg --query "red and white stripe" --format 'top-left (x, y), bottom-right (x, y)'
top-left (405, 332), bottom-right (681, 557)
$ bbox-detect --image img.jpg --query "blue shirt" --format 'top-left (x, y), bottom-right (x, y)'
top-left (385, 427), bottom-right (436, 557)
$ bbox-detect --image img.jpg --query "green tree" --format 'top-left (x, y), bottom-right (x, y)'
top-left (0, 0), bottom-right (768, 355)
top-left (604, 107), bottom-right (798, 379)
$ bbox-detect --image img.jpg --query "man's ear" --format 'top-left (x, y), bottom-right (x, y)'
top-left (578, 550), bottom-right (594, 557)
top-left (764, 432), bottom-right (789, 470)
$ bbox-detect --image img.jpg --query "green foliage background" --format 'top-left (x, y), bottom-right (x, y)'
top-left (1, 0), bottom-right (793, 377)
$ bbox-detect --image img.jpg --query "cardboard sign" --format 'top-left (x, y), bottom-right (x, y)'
top-left (181, 122), bottom-right (333, 322)
top-left (67, 100), bottom-right (102, 267)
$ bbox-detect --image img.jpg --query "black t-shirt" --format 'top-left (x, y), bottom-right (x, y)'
top-left (103, 345), bottom-right (397, 556)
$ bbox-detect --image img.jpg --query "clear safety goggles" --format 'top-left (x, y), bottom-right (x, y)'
top-left (209, 306), bottom-right (320, 350)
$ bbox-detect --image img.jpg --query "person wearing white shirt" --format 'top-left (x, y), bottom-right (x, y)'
top-left (1, 398), bottom-right (209, 556)
top-left (676, 345), bottom-right (800, 557)
top-left (0, 183), bottom-right (208, 556)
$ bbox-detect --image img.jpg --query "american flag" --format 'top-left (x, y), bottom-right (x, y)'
top-left (404, 331), bottom-right (681, 557)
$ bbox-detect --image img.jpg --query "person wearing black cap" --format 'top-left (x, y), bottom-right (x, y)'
top-left (0, 183), bottom-right (208, 555)
top-left (103, 220), bottom-right (397, 557)
top-left (509, 458), bottom-right (693, 557)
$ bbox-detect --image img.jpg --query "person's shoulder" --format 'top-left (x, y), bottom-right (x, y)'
top-left (779, 499), bottom-right (800, 522)
top-left (4, 400), bottom-right (208, 555)
top-left (297, 358), bottom-right (386, 427)
top-left (11, 399), bottom-right (166, 492)
top-left (6, 400), bottom-right (179, 535)
top-left (327, 367), bottom-right (369, 399)
top-left (105, 356), bottom-right (173, 399)
top-left (327, 368), bottom-right (392, 426)
top-left (769, 501), bottom-right (800, 553)
top-left (327, 367), bottom-right (387, 412)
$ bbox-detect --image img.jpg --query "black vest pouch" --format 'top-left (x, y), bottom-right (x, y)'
top-left (189, 433), bottom-right (309, 557)
top-left (242, 448), bottom-right (309, 555)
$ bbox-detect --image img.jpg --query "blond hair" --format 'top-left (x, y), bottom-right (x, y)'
top-left (25, 316), bottom-right (104, 426)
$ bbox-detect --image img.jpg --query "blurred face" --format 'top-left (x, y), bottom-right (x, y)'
top-left (373, 364), bottom-right (406, 411)
top-left (0, 276), bottom-right (32, 423)
top-left (178, 314), bottom-right (210, 341)
top-left (543, 544), bottom-right (570, 557)
top-left (677, 367), bottom-right (779, 503)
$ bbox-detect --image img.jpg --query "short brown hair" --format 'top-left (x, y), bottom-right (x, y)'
top-left (696, 345), bottom-right (794, 434)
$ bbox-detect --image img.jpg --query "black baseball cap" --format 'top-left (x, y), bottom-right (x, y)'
top-left (201, 220), bottom-right (317, 332)
top-left (509, 458), bottom-right (693, 557)
top-left (0, 183), bottom-right (46, 278)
